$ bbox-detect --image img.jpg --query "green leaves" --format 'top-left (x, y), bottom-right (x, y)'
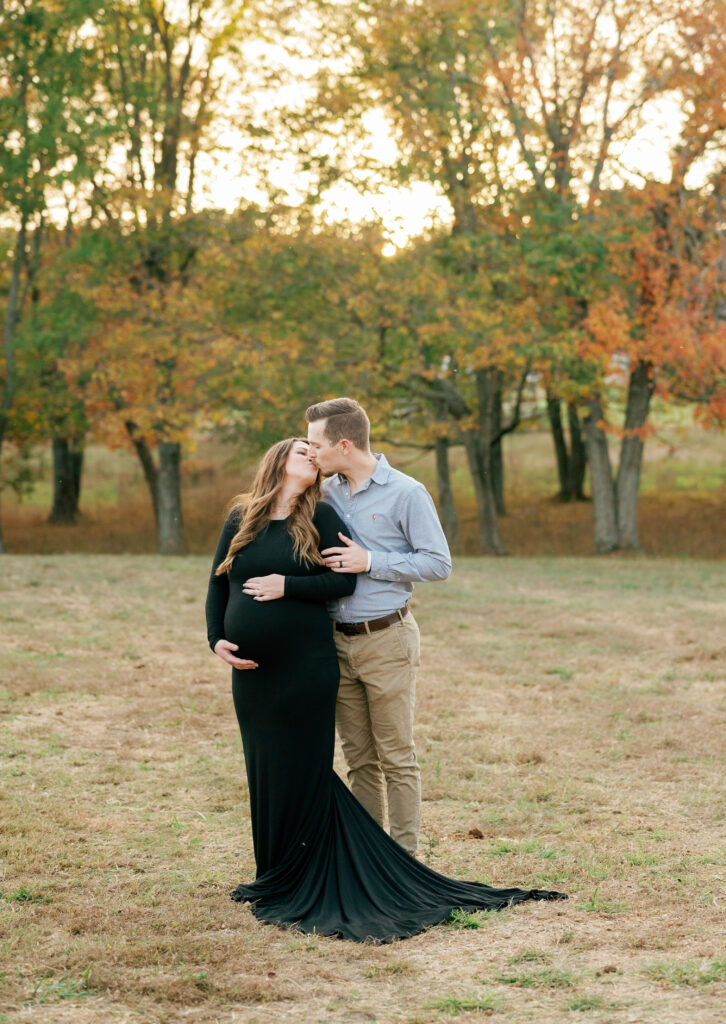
top-left (0, 0), bottom-right (109, 213)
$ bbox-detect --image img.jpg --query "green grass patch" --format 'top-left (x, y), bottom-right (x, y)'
top-left (486, 840), bottom-right (517, 857)
top-left (623, 851), bottom-right (658, 866)
top-left (495, 968), bottom-right (576, 988)
top-left (430, 992), bottom-right (504, 1015)
top-left (446, 908), bottom-right (494, 930)
top-left (544, 667), bottom-right (574, 680)
top-left (566, 994), bottom-right (605, 1011)
top-left (2, 886), bottom-right (46, 904)
top-left (576, 886), bottom-right (627, 914)
top-left (643, 959), bottom-right (726, 987)
top-left (485, 837), bottom-right (562, 861)
top-left (28, 969), bottom-right (94, 1004)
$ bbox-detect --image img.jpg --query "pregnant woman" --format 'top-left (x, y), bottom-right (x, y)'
top-left (206, 437), bottom-right (566, 942)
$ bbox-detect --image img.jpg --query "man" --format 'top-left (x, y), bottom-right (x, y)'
top-left (305, 397), bottom-right (451, 855)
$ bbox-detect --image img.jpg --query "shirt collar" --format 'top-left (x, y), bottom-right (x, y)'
top-left (334, 452), bottom-right (391, 490)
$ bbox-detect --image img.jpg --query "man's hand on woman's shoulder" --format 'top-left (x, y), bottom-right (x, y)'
top-left (322, 532), bottom-right (370, 574)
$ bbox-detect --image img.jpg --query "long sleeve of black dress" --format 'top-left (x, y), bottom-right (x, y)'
top-left (205, 509), bottom-right (240, 652)
top-left (284, 502), bottom-right (356, 602)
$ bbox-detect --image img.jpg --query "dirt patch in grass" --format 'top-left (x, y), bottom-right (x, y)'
top-left (1, 555), bottom-right (724, 1023)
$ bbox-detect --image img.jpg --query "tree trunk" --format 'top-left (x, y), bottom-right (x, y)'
top-left (49, 436), bottom-right (84, 523)
top-left (490, 383), bottom-right (505, 515)
top-left (462, 427), bottom-right (506, 556)
top-left (567, 402), bottom-right (587, 501)
top-left (616, 360), bottom-right (654, 549)
top-left (546, 392), bottom-right (570, 500)
top-left (157, 440), bottom-right (185, 554)
top-left (434, 435), bottom-right (459, 553)
top-left (473, 368), bottom-right (506, 553)
top-left (0, 216), bottom-right (28, 553)
top-left (584, 394), bottom-right (618, 553)
top-left (547, 395), bottom-right (587, 501)
top-left (125, 421), bottom-right (159, 525)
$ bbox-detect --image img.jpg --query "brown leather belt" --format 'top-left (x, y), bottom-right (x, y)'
top-left (335, 605), bottom-right (409, 636)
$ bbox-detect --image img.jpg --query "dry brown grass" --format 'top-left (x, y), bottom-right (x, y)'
top-left (1, 556), bottom-right (725, 1023)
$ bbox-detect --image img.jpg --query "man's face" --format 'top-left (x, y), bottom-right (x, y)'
top-left (307, 419), bottom-right (344, 476)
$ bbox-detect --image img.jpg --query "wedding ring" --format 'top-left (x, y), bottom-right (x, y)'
top-left (339, 560), bottom-right (343, 568)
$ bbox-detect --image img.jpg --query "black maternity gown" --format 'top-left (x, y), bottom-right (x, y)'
top-left (205, 501), bottom-right (566, 943)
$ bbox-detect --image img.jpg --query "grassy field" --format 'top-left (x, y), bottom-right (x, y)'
top-left (3, 419), bottom-right (725, 557)
top-left (1, 555), bottom-right (724, 1023)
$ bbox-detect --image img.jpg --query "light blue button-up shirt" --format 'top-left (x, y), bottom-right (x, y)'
top-left (321, 453), bottom-right (452, 623)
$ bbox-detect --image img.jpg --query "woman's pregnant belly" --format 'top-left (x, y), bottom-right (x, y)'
top-left (223, 590), bottom-right (335, 666)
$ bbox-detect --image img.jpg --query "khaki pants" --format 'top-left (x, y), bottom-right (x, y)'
top-left (334, 612), bottom-right (421, 854)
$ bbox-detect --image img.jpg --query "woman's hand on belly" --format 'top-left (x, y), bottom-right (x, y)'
top-left (213, 639), bottom-right (259, 670)
top-left (242, 574), bottom-right (285, 601)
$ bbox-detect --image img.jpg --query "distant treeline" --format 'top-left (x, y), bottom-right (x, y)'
top-left (1, 1), bottom-right (724, 555)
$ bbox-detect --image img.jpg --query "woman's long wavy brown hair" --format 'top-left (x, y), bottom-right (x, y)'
top-left (215, 438), bottom-right (324, 575)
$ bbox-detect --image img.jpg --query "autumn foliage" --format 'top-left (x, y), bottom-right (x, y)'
top-left (1, 0), bottom-right (725, 554)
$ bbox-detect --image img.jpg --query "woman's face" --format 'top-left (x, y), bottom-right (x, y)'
top-left (284, 441), bottom-right (318, 490)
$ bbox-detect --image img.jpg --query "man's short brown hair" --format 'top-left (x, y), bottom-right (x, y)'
top-left (305, 397), bottom-right (370, 451)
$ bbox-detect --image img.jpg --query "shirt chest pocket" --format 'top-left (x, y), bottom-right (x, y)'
top-left (366, 511), bottom-right (402, 543)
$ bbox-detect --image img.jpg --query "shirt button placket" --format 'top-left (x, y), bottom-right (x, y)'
top-left (346, 488), bottom-right (353, 523)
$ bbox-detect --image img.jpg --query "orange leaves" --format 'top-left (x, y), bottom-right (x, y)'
top-left (580, 293), bottom-right (631, 363)
top-left (29, 220), bottom-right (256, 450)
top-left (597, 418), bottom-right (657, 442)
